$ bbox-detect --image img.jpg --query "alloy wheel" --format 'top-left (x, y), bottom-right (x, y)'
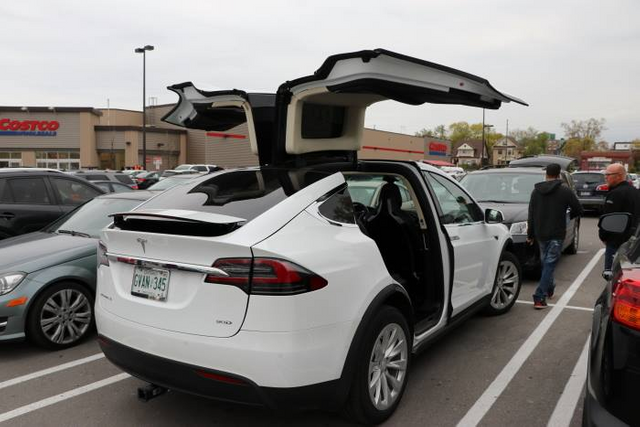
top-left (40, 289), bottom-right (92, 345)
top-left (491, 259), bottom-right (520, 310)
top-left (368, 323), bottom-right (408, 411)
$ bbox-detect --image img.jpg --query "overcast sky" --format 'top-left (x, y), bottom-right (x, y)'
top-left (3, 0), bottom-right (639, 142)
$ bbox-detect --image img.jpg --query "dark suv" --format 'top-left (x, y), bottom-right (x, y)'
top-left (584, 213), bottom-right (640, 426)
top-left (572, 171), bottom-right (606, 213)
top-left (0, 168), bottom-right (104, 239)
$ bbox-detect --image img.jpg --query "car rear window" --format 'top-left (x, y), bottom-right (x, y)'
top-left (114, 174), bottom-right (134, 184)
top-left (139, 168), bottom-right (329, 222)
top-left (84, 174), bottom-right (109, 181)
top-left (572, 173), bottom-right (604, 186)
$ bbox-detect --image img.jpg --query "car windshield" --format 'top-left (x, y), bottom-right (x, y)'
top-left (46, 197), bottom-right (144, 238)
top-left (174, 165), bottom-right (191, 171)
top-left (572, 173), bottom-right (604, 185)
top-left (459, 172), bottom-right (544, 203)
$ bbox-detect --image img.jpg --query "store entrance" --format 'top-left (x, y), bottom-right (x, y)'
top-left (100, 151), bottom-right (125, 170)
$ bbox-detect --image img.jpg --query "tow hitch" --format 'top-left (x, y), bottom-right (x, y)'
top-left (137, 383), bottom-right (168, 402)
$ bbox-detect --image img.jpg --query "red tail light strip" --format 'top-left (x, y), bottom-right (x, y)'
top-left (612, 269), bottom-right (640, 331)
top-left (206, 257), bottom-right (328, 295)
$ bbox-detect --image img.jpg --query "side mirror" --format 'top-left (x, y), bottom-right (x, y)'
top-left (598, 212), bottom-right (632, 234)
top-left (485, 208), bottom-right (504, 224)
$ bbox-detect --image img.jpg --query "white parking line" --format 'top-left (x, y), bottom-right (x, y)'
top-left (0, 373), bottom-right (130, 423)
top-left (547, 337), bottom-right (590, 427)
top-left (0, 353), bottom-right (105, 391)
top-left (516, 300), bottom-right (594, 312)
top-left (456, 248), bottom-right (603, 427)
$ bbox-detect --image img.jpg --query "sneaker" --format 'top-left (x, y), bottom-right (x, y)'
top-left (534, 300), bottom-right (548, 310)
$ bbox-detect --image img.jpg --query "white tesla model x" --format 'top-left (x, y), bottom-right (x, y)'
top-left (96, 49), bottom-right (526, 424)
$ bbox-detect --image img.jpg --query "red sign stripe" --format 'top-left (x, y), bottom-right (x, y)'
top-left (361, 145), bottom-right (425, 154)
top-left (206, 132), bottom-right (246, 139)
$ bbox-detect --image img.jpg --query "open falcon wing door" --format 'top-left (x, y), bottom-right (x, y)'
top-left (272, 48), bottom-right (527, 165)
top-left (162, 82), bottom-right (276, 165)
top-left (162, 50), bottom-right (526, 167)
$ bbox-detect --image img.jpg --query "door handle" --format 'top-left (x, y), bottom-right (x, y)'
top-left (0, 212), bottom-right (15, 219)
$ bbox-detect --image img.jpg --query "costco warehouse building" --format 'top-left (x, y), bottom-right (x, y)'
top-left (0, 105), bottom-right (451, 170)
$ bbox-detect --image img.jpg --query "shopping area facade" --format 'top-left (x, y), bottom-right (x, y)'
top-left (0, 105), bottom-right (451, 170)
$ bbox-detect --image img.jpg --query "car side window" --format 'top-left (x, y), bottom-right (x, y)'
top-left (424, 172), bottom-right (482, 224)
top-left (115, 174), bottom-right (134, 184)
top-left (0, 178), bottom-right (9, 202)
top-left (51, 178), bottom-right (101, 205)
top-left (84, 174), bottom-right (109, 181)
top-left (318, 187), bottom-right (356, 224)
top-left (7, 178), bottom-right (51, 204)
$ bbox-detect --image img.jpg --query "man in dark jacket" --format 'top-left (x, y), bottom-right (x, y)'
top-left (599, 163), bottom-right (640, 270)
top-left (527, 163), bottom-right (582, 309)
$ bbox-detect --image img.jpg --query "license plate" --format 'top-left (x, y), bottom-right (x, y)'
top-left (131, 266), bottom-right (170, 301)
top-left (580, 191), bottom-right (591, 196)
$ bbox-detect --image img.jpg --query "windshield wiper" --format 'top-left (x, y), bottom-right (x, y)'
top-left (57, 229), bottom-right (92, 238)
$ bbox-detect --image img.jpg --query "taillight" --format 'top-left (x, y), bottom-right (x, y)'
top-left (98, 241), bottom-right (109, 267)
top-left (612, 270), bottom-right (640, 331)
top-left (596, 184), bottom-right (609, 192)
top-left (131, 185), bottom-right (139, 190)
top-left (205, 258), bottom-right (328, 295)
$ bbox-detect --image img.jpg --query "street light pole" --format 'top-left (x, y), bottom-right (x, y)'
top-left (135, 45), bottom-right (154, 170)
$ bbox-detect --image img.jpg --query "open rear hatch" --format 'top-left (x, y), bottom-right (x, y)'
top-left (162, 49), bottom-right (527, 167)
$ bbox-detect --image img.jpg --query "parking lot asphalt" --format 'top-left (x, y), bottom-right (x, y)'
top-left (0, 215), bottom-right (605, 426)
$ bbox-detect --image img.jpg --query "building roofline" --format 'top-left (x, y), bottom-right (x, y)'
top-left (94, 125), bottom-right (186, 134)
top-left (97, 108), bottom-right (141, 114)
top-left (0, 106), bottom-right (103, 116)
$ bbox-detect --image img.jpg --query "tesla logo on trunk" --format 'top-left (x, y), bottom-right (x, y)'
top-left (136, 238), bottom-right (148, 253)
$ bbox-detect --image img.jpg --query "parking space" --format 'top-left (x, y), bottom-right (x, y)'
top-left (0, 216), bottom-right (606, 426)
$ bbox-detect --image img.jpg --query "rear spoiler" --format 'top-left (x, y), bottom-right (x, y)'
top-left (110, 209), bottom-right (246, 225)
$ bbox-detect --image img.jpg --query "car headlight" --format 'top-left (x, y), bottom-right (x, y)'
top-left (0, 272), bottom-right (26, 296)
top-left (509, 221), bottom-right (528, 235)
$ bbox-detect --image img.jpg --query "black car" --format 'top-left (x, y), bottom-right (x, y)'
top-left (459, 167), bottom-right (579, 274)
top-left (0, 168), bottom-right (104, 239)
top-left (584, 213), bottom-right (640, 426)
top-left (572, 171), bottom-right (606, 213)
top-left (134, 171), bottom-right (161, 189)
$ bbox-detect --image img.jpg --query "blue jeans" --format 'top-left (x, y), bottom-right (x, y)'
top-left (604, 243), bottom-right (619, 271)
top-left (533, 239), bottom-right (563, 302)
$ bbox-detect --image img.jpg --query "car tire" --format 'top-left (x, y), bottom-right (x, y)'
top-left (484, 251), bottom-right (522, 316)
top-left (565, 223), bottom-right (579, 254)
top-left (27, 282), bottom-right (95, 350)
top-left (344, 305), bottom-right (411, 425)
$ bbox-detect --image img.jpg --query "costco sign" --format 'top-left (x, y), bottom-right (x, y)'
top-left (428, 141), bottom-right (448, 156)
top-left (0, 119), bottom-right (60, 136)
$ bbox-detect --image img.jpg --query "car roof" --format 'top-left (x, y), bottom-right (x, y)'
top-left (0, 168), bottom-right (63, 174)
top-left (508, 155), bottom-right (576, 170)
top-left (96, 190), bottom-right (155, 201)
top-left (466, 167), bottom-right (546, 175)
top-left (573, 170), bottom-right (603, 174)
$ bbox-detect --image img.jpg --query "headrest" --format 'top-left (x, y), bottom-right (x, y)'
top-left (379, 183), bottom-right (402, 211)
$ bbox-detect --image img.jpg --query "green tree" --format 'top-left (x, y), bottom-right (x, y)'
top-left (415, 124), bottom-right (448, 139)
top-left (559, 118), bottom-right (606, 159)
top-left (448, 122), bottom-right (484, 144)
top-left (510, 127), bottom-right (547, 156)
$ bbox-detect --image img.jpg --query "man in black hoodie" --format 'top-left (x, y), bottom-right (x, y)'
top-left (599, 163), bottom-right (640, 271)
top-left (527, 163), bottom-right (582, 309)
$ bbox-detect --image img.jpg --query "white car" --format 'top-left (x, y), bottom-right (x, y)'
top-left (96, 49), bottom-right (526, 424)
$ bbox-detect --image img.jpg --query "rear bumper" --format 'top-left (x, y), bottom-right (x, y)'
top-left (578, 197), bottom-right (605, 209)
top-left (96, 301), bottom-right (356, 404)
top-left (99, 335), bottom-right (344, 410)
top-left (583, 385), bottom-right (627, 427)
